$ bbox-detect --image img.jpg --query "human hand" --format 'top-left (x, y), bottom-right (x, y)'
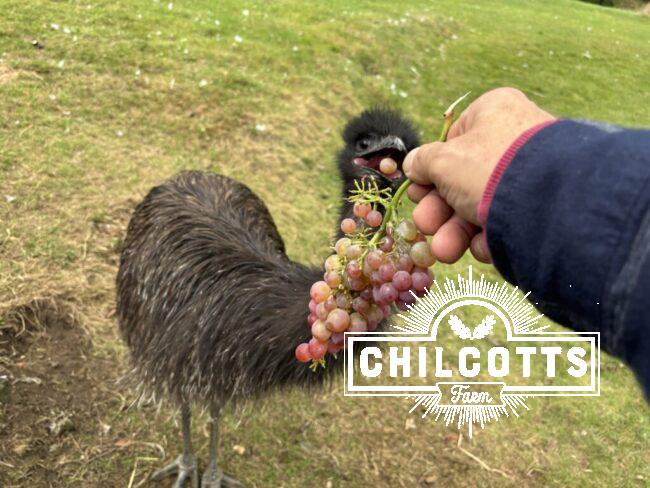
top-left (403, 87), bottom-right (554, 263)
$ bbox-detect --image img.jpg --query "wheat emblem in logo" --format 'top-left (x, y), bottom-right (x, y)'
top-left (448, 314), bottom-right (495, 340)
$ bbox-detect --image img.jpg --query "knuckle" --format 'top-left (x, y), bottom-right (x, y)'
top-left (418, 141), bottom-right (443, 161)
top-left (480, 87), bottom-right (527, 108)
top-left (412, 142), bottom-right (442, 174)
top-left (493, 86), bottom-right (525, 99)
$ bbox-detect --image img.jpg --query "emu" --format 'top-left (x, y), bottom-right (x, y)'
top-left (116, 109), bottom-right (419, 487)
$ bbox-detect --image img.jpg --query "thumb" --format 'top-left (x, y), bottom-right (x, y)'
top-left (403, 141), bottom-right (445, 186)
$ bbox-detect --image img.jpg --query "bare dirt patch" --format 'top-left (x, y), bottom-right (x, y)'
top-left (0, 297), bottom-right (125, 486)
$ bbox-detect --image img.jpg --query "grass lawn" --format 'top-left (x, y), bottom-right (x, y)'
top-left (0, 0), bottom-right (649, 486)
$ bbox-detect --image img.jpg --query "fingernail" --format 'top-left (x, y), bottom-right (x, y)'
top-left (476, 233), bottom-right (491, 261)
top-left (403, 147), bottom-right (419, 175)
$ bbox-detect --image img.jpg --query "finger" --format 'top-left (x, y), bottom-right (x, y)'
top-left (470, 231), bottom-right (492, 263)
top-left (430, 215), bottom-right (479, 264)
top-left (406, 183), bottom-right (433, 203)
top-left (403, 142), bottom-right (444, 185)
top-left (412, 190), bottom-right (454, 236)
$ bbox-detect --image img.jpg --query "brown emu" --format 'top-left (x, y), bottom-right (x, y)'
top-left (116, 109), bottom-right (419, 487)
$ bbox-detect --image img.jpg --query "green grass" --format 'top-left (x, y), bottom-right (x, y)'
top-left (0, 0), bottom-right (649, 486)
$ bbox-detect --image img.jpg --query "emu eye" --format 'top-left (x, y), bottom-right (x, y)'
top-left (355, 138), bottom-right (371, 152)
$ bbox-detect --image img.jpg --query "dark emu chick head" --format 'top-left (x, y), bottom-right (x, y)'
top-left (337, 108), bottom-right (420, 222)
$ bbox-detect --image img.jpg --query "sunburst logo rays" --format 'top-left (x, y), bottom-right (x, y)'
top-left (391, 266), bottom-right (547, 437)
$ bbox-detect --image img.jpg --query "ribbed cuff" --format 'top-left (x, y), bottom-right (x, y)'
top-left (477, 119), bottom-right (559, 225)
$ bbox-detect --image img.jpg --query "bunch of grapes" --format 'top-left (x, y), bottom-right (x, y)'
top-left (295, 93), bottom-right (470, 368)
top-left (295, 176), bottom-right (435, 366)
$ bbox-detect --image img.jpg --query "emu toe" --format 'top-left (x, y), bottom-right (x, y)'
top-left (201, 462), bottom-right (243, 488)
top-left (151, 454), bottom-right (199, 488)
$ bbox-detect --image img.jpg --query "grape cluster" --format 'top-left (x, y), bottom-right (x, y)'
top-left (295, 181), bottom-right (434, 366)
top-left (294, 93), bottom-right (471, 367)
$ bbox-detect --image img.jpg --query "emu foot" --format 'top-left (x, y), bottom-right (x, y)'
top-left (151, 454), bottom-right (198, 488)
top-left (201, 461), bottom-right (243, 488)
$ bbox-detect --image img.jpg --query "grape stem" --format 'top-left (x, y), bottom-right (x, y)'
top-left (368, 106), bottom-right (459, 248)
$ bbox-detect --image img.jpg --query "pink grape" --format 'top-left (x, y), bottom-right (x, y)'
top-left (365, 210), bottom-right (383, 227)
top-left (372, 286), bottom-right (382, 304)
top-left (396, 220), bottom-right (417, 241)
top-left (366, 304), bottom-right (383, 328)
top-left (348, 312), bottom-right (368, 332)
top-left (380, 304), bottom-right (392, 318)
top-left (353, 202), bottom-right (371, 218)
top-left (346, 244), bottom-right (363, 260)
top-left (379, 235), bottom-right (394, 252)
top-left (308, 299), bottom-right (317, 314)
top-left (379, 283), bottom-right (398, 304)
top-left (315, 302), bottom-right (329, 320)
top-left (359, 287), bottom-right (373, 301)
top-left (295, 343), bottom-right (312, 362)
top-left (335, 293), bottom-right (352, 310)
top-left (307, 313), bottom-right (317, 326)
top-left (370, 272), bottom-right (383, 287)
top-left (346, 260), bottom-right (362, 278)
top-left (335, 237), bottom-right (351, 257)
top-left (327, 342), bottom-right (343, 354)
top-left (330, 332), bottom-right (344, 345)
top-left (392, 270), bottom-right (412, 291)
top-left (324, 296), bottom-right (337, 312)
top-left (312, 319), bottom-right (332, 341)
top-left (308, 337), bottom-right (328, 360)
top-left (379, 157), bottom-right (398, 175)
top-left (310, 281), bottom-right (330, 303)
top-left (410, 241), bottom-right (435, 268)
top-left (399, 290), bottom-right (415, 303)
top-left (324, 270), bottom-right (342, 289)
top-left (326, 308), bottom-right (350, 333)
top-left (348, 276), bottom-right (368, 291)
top-left (366, 250), bottom-right (384, 270)
top-left (340, 218), bottom-right (357, 234)
top-left (396, 254), bottom-right (414, 272)
top-left (325, 254), bottom-right (341, 272)
top-left (352, 297), bottom-right (370, 315)
top-left (379, 262), bottom-right (397, 281)
top-left (411, 269), bottom-right (432, 292)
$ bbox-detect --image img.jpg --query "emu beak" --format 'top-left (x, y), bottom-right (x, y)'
top-left (354, 136), bottom-right (408, 190)
top-left (373, 135), bottom-right (406, 153)
top-left (356, 136), bottom-right (406, 158)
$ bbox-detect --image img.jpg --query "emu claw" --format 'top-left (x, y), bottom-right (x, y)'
top-left (201, 462), bottom-right (243, 488)
top-left (151, 454), bottom-right (198, 488)
top-left (222, 474), bottom-right (244, 488)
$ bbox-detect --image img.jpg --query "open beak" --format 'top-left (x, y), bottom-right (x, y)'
top-left (353, 136), bottom-right (407, 190)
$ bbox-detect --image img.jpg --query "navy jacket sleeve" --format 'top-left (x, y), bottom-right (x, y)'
top-left (485, 120), bottom-right (650, 397)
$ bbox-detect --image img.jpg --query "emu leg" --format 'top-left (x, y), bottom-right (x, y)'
top-left (201, 406), bottom-right (243, 488)
top-left (151, 404), bottom-right (198, 488)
